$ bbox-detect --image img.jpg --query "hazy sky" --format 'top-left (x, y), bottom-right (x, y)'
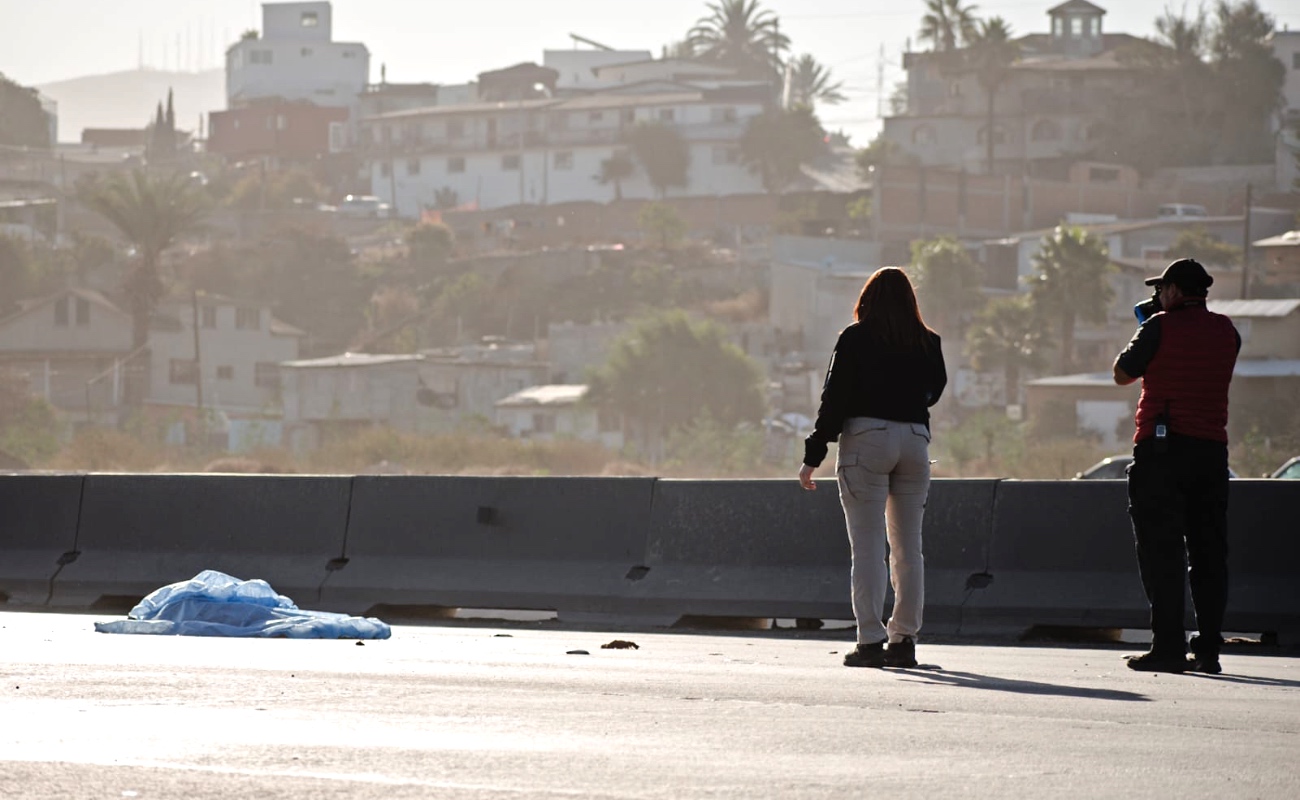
top-left (4, 0), bottom-right (1300, 144)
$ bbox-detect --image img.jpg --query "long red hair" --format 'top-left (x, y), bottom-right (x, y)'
top-left (853, 267), bottom-right (935, 350)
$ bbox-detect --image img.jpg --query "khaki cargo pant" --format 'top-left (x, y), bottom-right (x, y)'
top-left (836, 417), bottom-right (931, 645)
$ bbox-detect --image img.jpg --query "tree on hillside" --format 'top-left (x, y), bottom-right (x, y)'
top-left (1208, 0), bottom-right (1284, 165)
top-left (787, 54), bottom-right (846, 109)
top-left (1167, 226), bottom-right (1242, 268)
top-left (738, 106), bottom-right (825, 194)
top-left (627, 123), bottom-right (690, 199)
top-left (406, 221), bottom-right (456, 285)
top-left (908, 236), bottom-right (985, 342)
top-left (595, 152), bottom-right (636, 201)
top-left (228, 167), bottom-right (328, 211)
top-left (586, 310), bottom-right (766, 458)
top-left (1028, 226), bottom-right (1113, 374)
top-left (967, 17), bottom-right (1019, 175)
top-left (0, 73), bottom-right (50, 149)
top-left (687, 0), bottom-right (790, 81)
top-left (79, 170), bottom-right (209, 353)
top-left (638, 201), bottom-right (687, 249)
top-left (919, 0), bottom-right (980, 53)
top-left (965, 294), bottom-right (1050, 407)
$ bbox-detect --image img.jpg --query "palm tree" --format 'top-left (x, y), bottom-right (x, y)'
top-left (595, 152), bottom-right (635, 201)
top-left (1028, 226), bottom-right (1113, 374)
top-left (919, 0), bottom-right (980, 52)
top-left (966, 294), bottom-right (1050, 407)
top-left (687, 0), bottom-right (790, 81)
top-left (785, 54), bottom-right (847, 110)
top-left (967, 17), bottom-right (1019, 175)
top-left (79, 169), bottom-right (208, 399)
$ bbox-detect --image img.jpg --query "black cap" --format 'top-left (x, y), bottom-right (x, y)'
top-left (1145, 258), bottom-right (1213, 293)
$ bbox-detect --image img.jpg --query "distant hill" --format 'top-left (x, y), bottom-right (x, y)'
top-left (37, 68), bottom-right (225, 143)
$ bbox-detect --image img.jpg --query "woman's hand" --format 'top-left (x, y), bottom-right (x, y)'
top-left (798, 464), bottom-right (817, 491)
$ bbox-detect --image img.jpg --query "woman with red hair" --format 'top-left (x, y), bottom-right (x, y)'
top-left (798, 267), bottom-right (947, 668)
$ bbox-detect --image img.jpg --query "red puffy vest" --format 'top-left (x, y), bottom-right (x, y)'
top-left (1134, 303), bottom-right (1238, 444)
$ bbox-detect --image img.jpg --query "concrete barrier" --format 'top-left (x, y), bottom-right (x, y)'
top-left (0, 474), bottom-right (84, 605)
top-left (970, 480), bottom-right (1148, 629)
top-left (631, 479), bottom-right (851, 620)
top-left (47, 474), bottom-right (353, 608)
top-left (319, 476), bottom-right (657, 619)
top-left (921, 479), bottom-right (1000, 630)
top-left (1226, 480), bottom-right (1300, 637)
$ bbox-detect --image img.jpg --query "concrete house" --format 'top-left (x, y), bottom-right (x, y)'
top-left (883, 1), bottom-right (1144, 173)
top-left (148, 294), bottom-right (303, 414)
top-left (0, 288), bottom-right (133, 417)
top-left (494, 384), bottom-right (623, 449)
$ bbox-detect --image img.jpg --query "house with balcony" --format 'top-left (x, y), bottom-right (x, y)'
top-left (359, 75), bottom-right (768, 214)
top-left (883, 1), bottom-right (1144, 175)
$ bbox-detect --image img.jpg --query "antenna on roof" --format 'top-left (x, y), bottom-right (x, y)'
top-left (570, 33), bottom-right (615, 51)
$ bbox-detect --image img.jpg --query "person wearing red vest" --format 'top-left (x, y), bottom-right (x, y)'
top-left (1113, 258), bottom-right (1240, 674)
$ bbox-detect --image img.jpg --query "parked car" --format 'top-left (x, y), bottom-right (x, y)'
top-left (1269, 456), bottom-right (1300, 479)
top-left (1156, 203), bottom-right (1208, 219)
top-left (1076, 454), bottom-right (1238, 480)
top-left (337, 195), bottom-right (392, 219)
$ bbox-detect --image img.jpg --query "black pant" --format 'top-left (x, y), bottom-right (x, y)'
top-left (1127, 435), bottom-right (1230, 656)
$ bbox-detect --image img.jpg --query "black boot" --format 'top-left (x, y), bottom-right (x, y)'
top-left (843, 640), bottom-right (886, 668)
top-left (884, 637), bottom-right (917, 668)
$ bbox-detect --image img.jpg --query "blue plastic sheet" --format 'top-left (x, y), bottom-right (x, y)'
top-left (93, 570), bottom-right (391, 639)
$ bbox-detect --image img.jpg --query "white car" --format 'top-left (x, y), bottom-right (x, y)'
top-left (338, 195), bottom-right (392, 219)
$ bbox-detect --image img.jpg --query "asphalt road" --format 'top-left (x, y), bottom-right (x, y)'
top-left (2, 611), bottom-right (1298, 799)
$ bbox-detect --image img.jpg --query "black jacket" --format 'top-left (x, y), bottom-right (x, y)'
top-left (803, 323), bottom-right (947, 467)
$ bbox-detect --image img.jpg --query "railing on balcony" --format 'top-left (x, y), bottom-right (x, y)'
top-left (359, 120), bottom-right (748, 157)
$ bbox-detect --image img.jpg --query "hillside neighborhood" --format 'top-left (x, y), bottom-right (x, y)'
top-left (1, 0), bottom-right (1298, 478)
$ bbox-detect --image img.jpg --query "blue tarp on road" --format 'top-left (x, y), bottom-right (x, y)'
top-left (94, 570), bottom-right (392, 639)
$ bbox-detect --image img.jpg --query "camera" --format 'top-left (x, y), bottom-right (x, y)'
top-left (1134, 287), bottom-right (1162, 324)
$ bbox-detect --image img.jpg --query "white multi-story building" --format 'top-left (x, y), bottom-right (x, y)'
top-left (1269, 30), bottom-right (1300, 191)
top-left (226, 2), bottom-right (369, 113)
top-left (363, 89), bottom-right (768, 214)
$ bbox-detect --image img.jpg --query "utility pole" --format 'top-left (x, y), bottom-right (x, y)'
top-left (192, 290), bottom-right (204, 413)
top-left (877, 43), bottom-right (885, 119)
top-left (1240, 183), bottom-right (1253, 300)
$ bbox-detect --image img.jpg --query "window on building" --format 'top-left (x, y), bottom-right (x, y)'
top-left (712, 145), bottom-right (739, 165)
top-left (249, 49), bottom-right (273, 65)
top-left (1031, 119), bottom-right (1062, 141)
top-left (54, 296), bottom-right (69, 326)
top-left (235, 307), bottom-right (260, 330)
top-left (977, 125), bottom-right (1007, 145)
top-left (911, 125), bottom-right (936, 146)
top-left (342, 50), bottom-right (356, 59)
top-left (448, 120), bottom-right (465, 138)
top-left (255, 362), bottom-right (280, 389)
top-left (380, 162), bottom-right (391, 177)
top-left (217, 365), bottom-right (234, 381)
top-left (553, 151), bottom-right (573, 170)
top-left (502, 154), bottom-right (520, 171)
top-left (711, 106), bottom-right (737, 123)
top-left (589, 111), bottom-right (604, 122)
top-left (301, 11), bottom-right (319, 26)
top-left (448, 156), bottom-right (466, 173)
top-left (1088, 166), bottom-right (1121, 182)
top-left (407, 158), bottom-right (421, 176)
top-left (201, 306), bottom-right (217, 328)
top-left (169, 359), bottom-right (198, 385)
top-left (301, 47), bottom-right (313, 57)
top-left (657, 108), bottom-right (675, 122)
top-left (533, 413), bottom-right (555, 434)
top-left (621, 108), bottom-right (636, 124)
top-left (75, 297), bottom-right (89, 326)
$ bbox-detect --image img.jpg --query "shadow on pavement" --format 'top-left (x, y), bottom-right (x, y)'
top-left (1188, 673), bottom-right (1300, 688)
top-left (897, 668), bottom-right (1151, 702)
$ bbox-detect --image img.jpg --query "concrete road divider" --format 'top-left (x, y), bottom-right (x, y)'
top-left (631, 479), bottom-right (852, 621)
top-left (972, 480), bottom-right (1148, 630)
top-left (1226, 480), bottom-right (1300, 638)
top-left (921, 479), bottom-right (1000, 630)
top-left (319, 476), bottom-right (657, 620)
top-left (46, 474), bottom-right (353, 609)
top-left (0, 473), bottom-right (84, 606)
